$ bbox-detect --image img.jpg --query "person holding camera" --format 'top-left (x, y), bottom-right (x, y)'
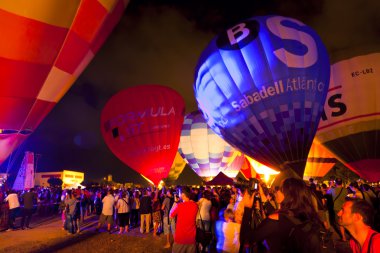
top-left (248, 177), bottom-right (323, 253)
top-left (238, 179), bottom-right (267, 253)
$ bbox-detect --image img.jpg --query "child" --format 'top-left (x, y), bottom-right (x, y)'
top-left (215, 208), bottom-right (241, 253)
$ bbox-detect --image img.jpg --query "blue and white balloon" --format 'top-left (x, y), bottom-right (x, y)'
top-left (194, 15), bottom-right (330, 177)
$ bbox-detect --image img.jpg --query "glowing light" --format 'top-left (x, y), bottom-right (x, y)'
top-left (141, 174), bottom-right (154, 185)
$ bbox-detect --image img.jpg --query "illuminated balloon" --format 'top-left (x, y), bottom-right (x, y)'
top-left (166, 152), bottom-right (187, 182)
top-left (223, 151), bottom-right (245, 178)
top-left (0, 0), bottom-right (129, 164)
top-left (178, 110), bottom-right (235, 179)
top-left (303, 140), bottom-right (336, 178)
top-left (100, 85), bottom-right (185, 185)
top-left (239, 157), bottom-right (257, 180)
top-left (317, 52), bottom-right (380, 182)
top-left (194, 15), bottom-right (330, 177)
top-left (246, 157), bottom-right (280, 183)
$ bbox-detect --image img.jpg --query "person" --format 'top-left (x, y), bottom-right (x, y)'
top-left (215, 208), bottom-right (241, 253)
top-left (140, 189), bottom-right (152, 234)
top-left (64, 190), bottom-right (79, 234)
top-left (249, 177), bottom-right (323, 253)
top-left (327, 177), bottom-right (348, 241)
top-left (115, 191), bottom-right (130, 234)
top-left (170, 193), bottom-right (180, 239)
top-left (162, 190), bottom-right (174, 248)
top-left (130, 190), bottom-right (140, 228)
top-left (4, 189), bottom-right (20, 231)
top-left (96, 189), bottom-right (115, 233)
top-left (349, 182), bottom-right (364, 200)
top-left (170, 186), bottom-right (198, 253)
top-left (338, 198), bottom-right (380, 253)
top-left (239, 184), bottom-right (267, 253)
top-left (196, 190), bottom-right (212, 232)
top-left (152, 190), bottom-right (162, 236)
top-left (21, 188), bottom-right (37, 229)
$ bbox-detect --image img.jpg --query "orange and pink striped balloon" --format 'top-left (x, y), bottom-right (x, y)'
top-left (0, 0), bottom-right (129, 164)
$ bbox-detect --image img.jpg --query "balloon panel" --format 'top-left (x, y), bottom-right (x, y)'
top-left (194, 15), bottom-right (330, 177)
top-left (0, 0), bottom-right (128, 164)
top-left (239, 157), bottom-right (256, 180)
top-left (178, 110), bottom-right (235, 178)
top-left (166, 152), bottom-right (186, 182)
top-left (317, 53), bottom-right (380, 181)
top-left (223, 151), bottom-right (245, 178)
top-left (100, 85), bottom-right (185, 185)
top-left (304, 140), bottom-right (336, 178)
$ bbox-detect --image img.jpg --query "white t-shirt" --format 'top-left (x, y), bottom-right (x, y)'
top-left (102, 194), bottom-right (115, 216)
top-left (5, 193), bottom-right (20, 209)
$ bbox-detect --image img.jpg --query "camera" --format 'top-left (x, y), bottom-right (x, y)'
top-left (234, 178), bottom-right (260, 196)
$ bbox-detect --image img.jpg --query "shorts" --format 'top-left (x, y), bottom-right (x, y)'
top-left (118, 212), bottom-right (130, 227)
top-left (163, 217), bottom-right (170, 235)
top-left (99, 213), bottom-right (114, 225)
top-left (153, 211), bottom-right (161, 223)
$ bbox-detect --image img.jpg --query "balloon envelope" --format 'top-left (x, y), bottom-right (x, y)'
top-left (317, 52), bottom-right (380, 182)
top-left (166, 152), bottom-right (187, 182)
top-left (304, 140), bottom-right (336, 178)
top-left (178, 110), bottom-right (235, 179)
top-left (222, 151), bottom-right (245, 178)
top-left (100, 85), bottom-right (185, 185)
top-left (194, 15), bottom-right (330, 177)
top-left (0, 0), bottom-right (128, 164)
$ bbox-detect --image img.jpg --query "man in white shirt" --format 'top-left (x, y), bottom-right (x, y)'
top-left (96, 189), bottom-right (115, 233)
top-left (4, 189), bottom-right (20, 231)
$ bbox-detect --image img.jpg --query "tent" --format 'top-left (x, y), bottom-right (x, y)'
top-left (205, 172), bottom-right (233, 186)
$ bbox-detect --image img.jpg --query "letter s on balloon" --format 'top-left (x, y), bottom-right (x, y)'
top-left (266, 16), bottom-right (318, 68)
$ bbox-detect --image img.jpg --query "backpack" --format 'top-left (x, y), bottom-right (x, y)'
top-left (285, 215), bottom-right (335, 253)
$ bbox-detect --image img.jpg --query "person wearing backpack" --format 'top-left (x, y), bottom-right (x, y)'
top-left (338, 198), bottom-right (380, 253)
top-left (247, 177), bottom-right (326, 253)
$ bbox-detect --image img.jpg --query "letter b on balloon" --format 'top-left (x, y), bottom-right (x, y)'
top-left (195, 15), bottom-right (330, 178)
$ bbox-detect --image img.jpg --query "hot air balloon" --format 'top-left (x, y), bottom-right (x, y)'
top-left (166, 152), bottom-right (187, 182)
top-left (0, 0), bottom-right (129, 164)
top-left (303, 139), bottom-right (337, 178)
top-left (178, 110), bottom-right (236, 180)
top-left (194, 15), bottom-right (330, 178)
top-left (100, 85), bottom-right (185, 185)
top-left (317, 52), bottom-right (380, 182)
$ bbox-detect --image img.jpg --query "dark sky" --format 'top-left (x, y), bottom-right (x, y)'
top-left (2, 0), bottom-right (380, 183)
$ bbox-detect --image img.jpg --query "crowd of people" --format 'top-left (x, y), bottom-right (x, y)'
top-left (1, 177), bottom-right (380, 253)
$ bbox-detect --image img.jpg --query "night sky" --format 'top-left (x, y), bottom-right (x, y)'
top-left (1, 0), bottom-right (380, 184)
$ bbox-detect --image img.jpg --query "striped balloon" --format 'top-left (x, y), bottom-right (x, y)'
top-left (0, 0), bottom-right (129, 164)
top-left (166, 152), bottom-right (187, 182)
top-left (178, 110), bottom-right (235, 179)
top-left (304, 140), bottom-right (337, 178)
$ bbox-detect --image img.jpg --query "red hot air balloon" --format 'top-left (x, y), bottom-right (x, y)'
top-left (100, 85), bottom-right (185, 185)
top-left (0, 0), bottom-right (129, 164)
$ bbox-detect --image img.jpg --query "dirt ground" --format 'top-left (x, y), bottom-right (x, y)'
top-left (0, 213), bottom-right (352, 253)
top-left (0, 214), bottom-right (172, 253)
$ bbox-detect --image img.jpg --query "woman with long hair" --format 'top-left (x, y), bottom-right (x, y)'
top-left (247, 177), bottom-right (323, 253)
